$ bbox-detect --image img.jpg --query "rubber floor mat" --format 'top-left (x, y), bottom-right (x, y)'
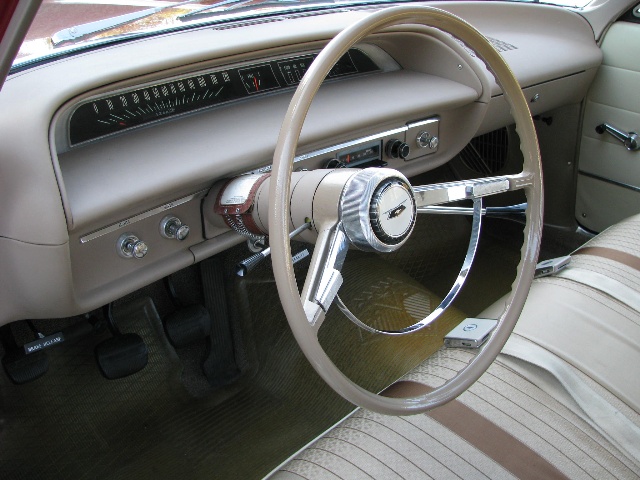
top-left (0, 256), bottom-right (467, 479)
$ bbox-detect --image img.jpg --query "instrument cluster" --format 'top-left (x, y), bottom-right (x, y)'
top-left (68, 49), bottom-right (378, 146)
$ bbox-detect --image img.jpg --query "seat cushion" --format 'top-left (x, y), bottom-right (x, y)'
top-left (269, 349), bottom-right (639, 479)
top-left (570, 212), bottom-right (640, 292)
top-left (482, 212), bottom-right (640, 412)
top-left (269, 214), bottom-right (640, 479)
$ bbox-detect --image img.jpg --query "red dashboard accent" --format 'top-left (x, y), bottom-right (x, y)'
top-left (0, 0), bottom-right (21, 45)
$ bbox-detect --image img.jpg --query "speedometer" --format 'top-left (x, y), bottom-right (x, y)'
top-left (68, 49), bottom-right (379, 146)
top-left (69, 70), bottom-right (236, 145)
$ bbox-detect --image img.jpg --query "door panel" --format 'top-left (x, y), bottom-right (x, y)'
top-left (576, 20), bottom-right (640, 232)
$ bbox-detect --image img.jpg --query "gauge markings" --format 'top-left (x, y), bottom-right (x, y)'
top-left (69, 49), bottom-right (378, 145)
top-left (238, 64), bottom-right (279, 94)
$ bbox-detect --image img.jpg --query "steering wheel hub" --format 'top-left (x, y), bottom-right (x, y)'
top-left (370, 178), bottom-right (416, 245)
top-left (340, 168), bottom-right (416, 253)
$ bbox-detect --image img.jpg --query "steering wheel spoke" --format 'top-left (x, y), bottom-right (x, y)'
top-left (413, 176), bottom-right (512, 209)
top-left (301, 221), bottom-right (350, 328)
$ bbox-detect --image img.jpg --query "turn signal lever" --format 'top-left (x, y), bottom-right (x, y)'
top-left (596, 123), bottom-right (640, 151)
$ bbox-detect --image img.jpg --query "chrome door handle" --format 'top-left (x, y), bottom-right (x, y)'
top-left (595, 123), bottom-right (640, 151)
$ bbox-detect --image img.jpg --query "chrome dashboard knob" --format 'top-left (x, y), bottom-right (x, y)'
top-left (385, 139), bottom-right (410, 160)
top-left (117, 234), bottom-right (149, 259)
top-left (416, 130), bottom-right (431, 148)
top-left (416, 131), bottom-right (439, 150)
top-left (160, 215), bottom-right (190, 241)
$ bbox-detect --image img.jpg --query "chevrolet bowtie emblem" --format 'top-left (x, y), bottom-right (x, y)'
top-left (388, 204), bottom-right (407, 220)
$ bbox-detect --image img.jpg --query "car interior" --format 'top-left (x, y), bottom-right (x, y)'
top-left (0, 0), bottom-right (639, 477)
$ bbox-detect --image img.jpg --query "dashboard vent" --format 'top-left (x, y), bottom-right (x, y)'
top-left (210, 5), bottom-right (380, 30)
top-left (487, 37), bottom-right (518, 53)
top-left (210, 17), bottom-right (286, 30)
top-left (458, 127), bottom-right (508, 175)
top-left (450, 36), bottom-right (517, 57)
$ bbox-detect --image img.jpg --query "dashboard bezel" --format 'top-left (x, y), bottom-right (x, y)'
top-left (55, 44), bottom-right (399, 153)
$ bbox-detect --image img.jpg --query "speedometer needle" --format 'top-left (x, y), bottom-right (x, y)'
top-left (253, 77), bottom-right (259, 91)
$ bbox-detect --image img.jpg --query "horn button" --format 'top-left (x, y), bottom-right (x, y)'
top-left (370, 179), bottom-right (416, 245)
top-left (340, 169), bottom-right (416, 253)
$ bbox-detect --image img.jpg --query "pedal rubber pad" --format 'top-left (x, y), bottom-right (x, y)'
top-left (2, 350), bottom-right (49, 385)
top-left (95, 333), bottom-right (148, 380)
top-left (164, 304), bottom-right (212, 348)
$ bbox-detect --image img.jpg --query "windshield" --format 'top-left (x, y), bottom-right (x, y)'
top-left (15, 0), bottom-right (593, 69)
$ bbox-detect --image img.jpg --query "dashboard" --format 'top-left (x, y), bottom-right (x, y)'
top-left (0, 1), bottom-right (603, 325)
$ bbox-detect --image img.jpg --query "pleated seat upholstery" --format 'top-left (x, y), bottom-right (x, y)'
top-left (269, 214), bottom-right (640, 479)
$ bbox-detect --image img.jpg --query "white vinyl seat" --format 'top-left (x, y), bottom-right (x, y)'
top-left (269, 213), bottom-right (640, 479)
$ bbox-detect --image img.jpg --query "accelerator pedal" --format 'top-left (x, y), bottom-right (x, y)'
top-left (95, 305), bottom-right (148, 380)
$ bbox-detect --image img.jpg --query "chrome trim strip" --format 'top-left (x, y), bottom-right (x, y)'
top-left (294, 126), bottom-right (408, 163)
top-left (413, 176), bottom-right (510, 208)
top-left (79, 190), bottom-right (206, 244)
top-left (579, 170), bottom-right (640, 194)
top-left (244, 125), bottom-right (408, 175)
top-left (419, 205), bottom-right (479, 215)
top-left (406, 117), bottom-right (439, 129)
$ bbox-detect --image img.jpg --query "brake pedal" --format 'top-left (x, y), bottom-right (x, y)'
top-left (164, 304), bottom-right (212, 348)
top-left (95, 333), bottom-right (148, 380)
top-left (95, 304), bottom-right (148, 380)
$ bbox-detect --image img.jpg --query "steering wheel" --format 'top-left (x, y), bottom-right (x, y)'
top-left (268, 6), bottom-right (542, 415)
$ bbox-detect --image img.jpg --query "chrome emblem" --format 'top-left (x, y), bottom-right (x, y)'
top-left (369, 179), bottom-right (416, 245)
top-left (387, 202), bottom-right (407, 220)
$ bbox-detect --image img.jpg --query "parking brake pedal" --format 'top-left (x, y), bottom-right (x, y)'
top-left (95, 304), bottom-right (148, 380)
top-left (1, 319), bottom-right (99, 384)
top-left (2, 348), bottom-right (49, 385)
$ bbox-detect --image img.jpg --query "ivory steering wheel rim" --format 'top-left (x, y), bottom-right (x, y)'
top-left (269, 5), bottom-right (543, 415)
